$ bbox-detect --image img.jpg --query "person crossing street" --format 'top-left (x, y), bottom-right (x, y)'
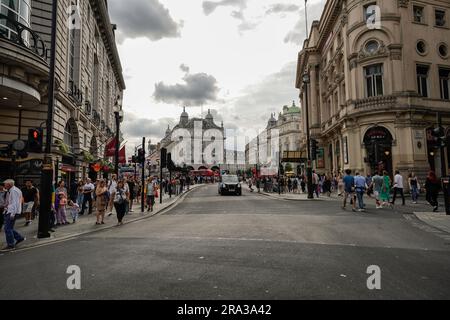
top-left (1, 179), bottom-right (25, 251)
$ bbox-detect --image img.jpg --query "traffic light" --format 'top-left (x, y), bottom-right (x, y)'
top-left (310, 139), bottom-right (318, 160)
top-left (431, 126), bottom-right (446, 148)
top-left (160, 148), bottom-right (167, 168)
top-left (137, 148), bottom-right (145, 163)
top-left (28, 128), bottom-right (43, 153)
top-left (167, 152), bottom-right (176, 171)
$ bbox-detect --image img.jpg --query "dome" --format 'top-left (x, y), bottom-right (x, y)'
top-left (206, 109), bottom-right (213, 120)
top-left (286, 101), bottom-right (301, 114)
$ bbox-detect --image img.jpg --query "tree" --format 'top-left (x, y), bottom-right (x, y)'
top-left (285, 163), bottom-right (293, 172)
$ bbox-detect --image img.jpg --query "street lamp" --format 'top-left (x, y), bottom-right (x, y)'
top-left (114, 109), bottom-right (124, 177)
top-left (302, 72), bottom-right (314, 199)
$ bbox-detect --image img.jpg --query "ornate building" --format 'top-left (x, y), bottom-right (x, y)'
top-left (161, 108), bottom-right (225, 171)
top-left (246, 102), bottom-right (304, 174)
top-left (296, 0), bottom-right (450, 181)
top-left (0, 0), bottom-right (125, 186)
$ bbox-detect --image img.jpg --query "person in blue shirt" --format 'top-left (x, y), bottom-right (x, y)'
top-left (342, 169), bottom-right (356, 212)
top-left (354, 172), bottom-right (367, 212)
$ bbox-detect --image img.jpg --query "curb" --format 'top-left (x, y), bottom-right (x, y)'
top-left (412, 212), bottom-right (450, 235)
top-left (8, 184), bottom-right (204, 253)
top-left (258, 192), bottom-right (330, 202)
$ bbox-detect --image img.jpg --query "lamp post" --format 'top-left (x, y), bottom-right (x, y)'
top-left (114, 108), bottom-right (123, 177)
top-left (302, 72), bottom-right (314, 199)
top-left (38, 0), bottom-right (58, 239)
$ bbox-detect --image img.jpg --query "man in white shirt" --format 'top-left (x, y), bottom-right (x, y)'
top-left (392, 170), bottom-right (405, 205)
top-left (2, 179), bottom-right (26, 251)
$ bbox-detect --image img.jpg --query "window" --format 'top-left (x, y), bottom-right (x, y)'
top-left (439, 68), bottom-right (450, 100)
top-left (0, 0), bottom-right (32, 43)
top-left (416, 40), bottom-right (427, 55)
top-left (413, 6), bottom-right (424, 23)
top-left (64, 123), bottom-right (74, 153)
top-left (416, 65), bottom-right (429, 97)
top-left (365, 40), bottom-right (379, 54)
top-left (435, 9), bottom-right (446, 27)
top-left (439, 43), bottom-right (448, 58)
top-left (364, 64), bottom-right (384, 97)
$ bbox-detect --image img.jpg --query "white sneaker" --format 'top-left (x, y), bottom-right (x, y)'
top-left (107, 212), bottom-right (113, 216)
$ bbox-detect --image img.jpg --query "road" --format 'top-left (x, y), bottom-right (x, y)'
top-left (1, 184), bottom-right (450, 299)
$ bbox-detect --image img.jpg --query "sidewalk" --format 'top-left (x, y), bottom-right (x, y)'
top-left (1, 184), bottom-right (203, 251)
top-left (413, 212), bottom-right (450, 234)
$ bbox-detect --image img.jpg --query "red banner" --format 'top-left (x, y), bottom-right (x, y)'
top-left (105, 138), bottom-right (117, 157)
top-left (119, 146), bottom-right (126, 164)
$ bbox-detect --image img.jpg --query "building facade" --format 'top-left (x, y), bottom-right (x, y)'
top-left (245, 102), bottom-right (304, 175)
top-left (296, 0), bottom-right (450, 182)
top-left (0, 0), bottom-right (125, 186)
top-left (161, 108), bottom-right (225, 171)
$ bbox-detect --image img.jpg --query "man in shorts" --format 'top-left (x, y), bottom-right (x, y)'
top-left (342, 169), bottom-right (356, 212)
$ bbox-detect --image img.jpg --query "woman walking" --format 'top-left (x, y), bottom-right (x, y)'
top-left (380, 171), bottom-right (392, 208)
top-left (112, 180), bottom-right (127, 226)
top-left (95, 180), bottom-right (108, 225)
top-left (408, 172), bottom-right (420, 204)
top-left (425, 171), bottom-right (441, 212)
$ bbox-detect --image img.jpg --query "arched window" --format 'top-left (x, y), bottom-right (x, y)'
top-left (64, 122), bottom-right (74, 153)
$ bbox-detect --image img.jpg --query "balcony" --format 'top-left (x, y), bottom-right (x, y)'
top-left (0, 13), bottom-right (49, 110)
top-left (354, 95), bottom-right (397, 111)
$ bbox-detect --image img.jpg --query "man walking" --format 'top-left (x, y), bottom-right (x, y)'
top-left (312, 170), bottom-right (320, 198)
top-left (354, 172), bottom-right (367, 212)
top-left (2, 179), bottom-right (26, 251)
top-left (342, 169), bottom-right (356, 212)
top-left (392, 170), bottom-right (406, 205)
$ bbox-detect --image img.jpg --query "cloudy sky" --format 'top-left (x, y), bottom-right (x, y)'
top-left (108, 0), bottom-right (326, 154)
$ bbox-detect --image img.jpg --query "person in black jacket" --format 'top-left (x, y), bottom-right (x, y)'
top-left (425, 171), bottom-right (441, 212)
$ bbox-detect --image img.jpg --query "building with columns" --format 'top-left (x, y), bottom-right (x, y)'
top-left (0, 0), bottom-right (125, 186)
top-left (296, 0), bottom-right (450, 182)
top-left (245, 102), bottom-right (304, 174)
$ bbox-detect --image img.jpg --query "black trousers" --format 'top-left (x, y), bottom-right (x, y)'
top-left (80, 195), bottom-right (93, 215)
top-left (114, 202), bottom-right (126, 223)
top-left (426, 192), bottom-right (438, 207)
top-left (392, 188), bottom-right (405, 205)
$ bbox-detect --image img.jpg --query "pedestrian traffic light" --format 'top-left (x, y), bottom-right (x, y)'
top-left (160, 148), bottom-right (167, 168)
top-left (28, 128), bottom-right (43, 153)
top-left (431, 126), bottom-right (446, 148)
top-left (310, 139), bottom-right (318, 160)
top-left (138, 148), bottom-right (145, 163)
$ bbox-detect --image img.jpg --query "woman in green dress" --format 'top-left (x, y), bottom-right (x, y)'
top-left (380, 170), bottom-right (392, 207)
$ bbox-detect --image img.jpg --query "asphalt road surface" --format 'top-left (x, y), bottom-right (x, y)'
top-left (1, 185), bottom-right (450, 300)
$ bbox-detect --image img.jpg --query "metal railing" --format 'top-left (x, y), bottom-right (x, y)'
top-left (0, 13), bottom-right (48, 61)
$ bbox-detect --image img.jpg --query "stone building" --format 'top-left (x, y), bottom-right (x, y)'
top-left (296, 0), bottom-right (450, 181)
top-left (245, 102), bottom-right (304, 174)
top-left (161, 108), bottom-right (225, 171)
top-left (0, 0), bottom-right (125, 186)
